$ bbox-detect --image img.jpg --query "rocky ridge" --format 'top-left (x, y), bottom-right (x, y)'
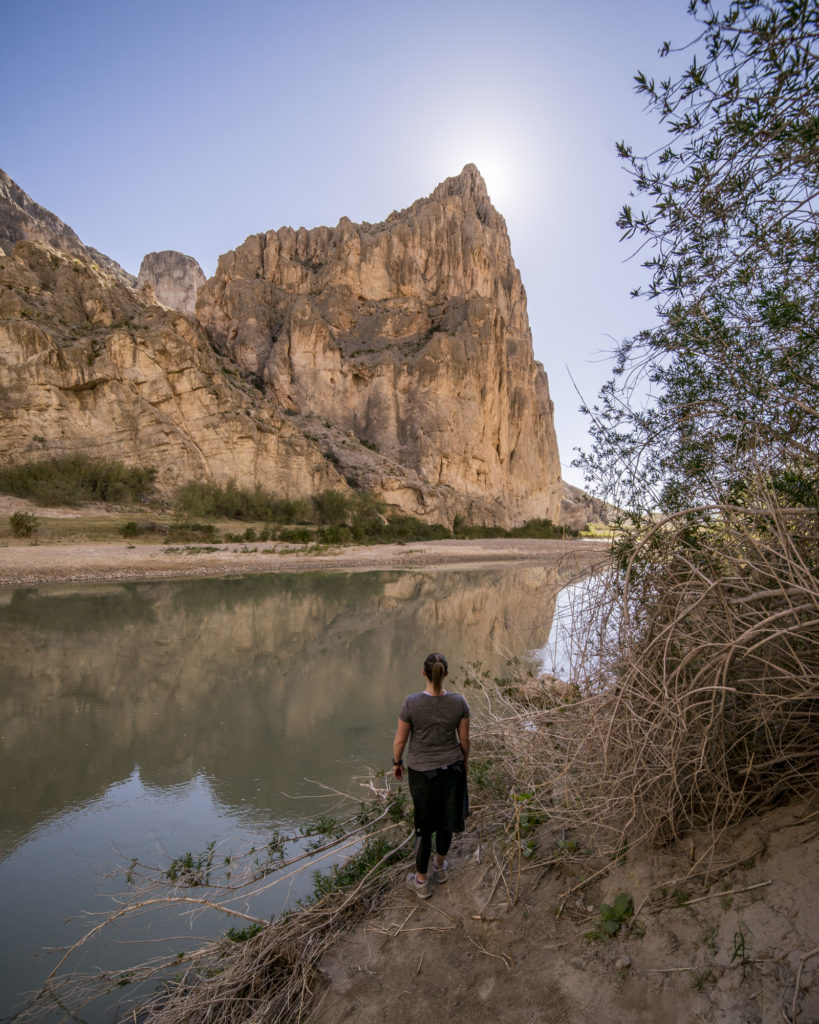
top-left (0, 166), bottom-right (564, 526)
top-left (0, 169), bottom-right (136, 289)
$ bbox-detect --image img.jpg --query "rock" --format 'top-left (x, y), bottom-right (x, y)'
top-left (196, 164), bottom-right (562, 527)
top-left (0, 168), bottom-right (136, 288)
top-left (0, 240), bottom-right (343, 498)
top-left (561, 480), bottom-right (617, 532)
top-left (137, 250), bottom-right (206, 315)
top-left (0, 167), bottom-right (566, 525)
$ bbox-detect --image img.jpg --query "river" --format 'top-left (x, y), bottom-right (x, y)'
top-left (0, 559), bottom-right (589, 1020)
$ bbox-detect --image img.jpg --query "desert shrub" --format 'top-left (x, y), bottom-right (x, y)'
top-left (379, 516), bottom-right (450, 542)
top-left (9, 511), bottom-right (38, 538)
top-left (318, 524), bottom-right (353, 544)
top-left (312, 489), bottom-right (350, 525)
top-left (451, 517), bottom-right (578, 540)
top-left (509, 518), bottom-right (578, 539)
top-left (278, 527), bottom-right (313, 544)
top-left (166, 522), bottom-right (219, 543)
top-left (452, 521), bottom-right (507, 539)
top-left (121, 521), bottom-right (139, 538)
top-left (174, 481), bottom-right (309, 523)
top-left (0, 457), bottom-right (156, 505)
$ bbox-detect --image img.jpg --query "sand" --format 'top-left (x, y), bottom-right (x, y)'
top-left (0, 535), bottom-right (609, 588)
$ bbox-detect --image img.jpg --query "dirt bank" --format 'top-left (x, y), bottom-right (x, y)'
top-left (313, 799), bottom-right (819, 1024)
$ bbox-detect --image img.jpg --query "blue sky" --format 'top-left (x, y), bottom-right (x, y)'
top-left (2, 0), bottom-right (696, 487)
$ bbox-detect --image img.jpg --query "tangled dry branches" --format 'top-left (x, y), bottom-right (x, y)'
top-left (471, 494), bottom-right (819, 858)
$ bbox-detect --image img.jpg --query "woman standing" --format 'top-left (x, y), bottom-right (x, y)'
top-left (392, 652), bottom-right (470, 899)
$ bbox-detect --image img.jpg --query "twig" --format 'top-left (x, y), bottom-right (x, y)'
top-left (791, 946), bottom-right (819, 1024)
top-left (681, 880), bottom-right (771, 907)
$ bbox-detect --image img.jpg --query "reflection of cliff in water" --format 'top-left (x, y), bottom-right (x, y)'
top-left (0, 560), bottom-right (586, 855)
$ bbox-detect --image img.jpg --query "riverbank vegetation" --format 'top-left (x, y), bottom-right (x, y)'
top-left (1, 468), bottom-right (580, 544)
top-left (0, 456), bottom-right (157, 506)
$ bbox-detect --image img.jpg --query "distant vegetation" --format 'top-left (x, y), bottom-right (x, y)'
top-left (9, 511), bottom-right (38, 538)
top-left (171, 482), bottom-right (576, 545)
top-left (174, 480), bottom-right (309, 524)
top-left (0, 461), bottom-right (579, 545)
top-left (0, 456), bottom-right (156, 505)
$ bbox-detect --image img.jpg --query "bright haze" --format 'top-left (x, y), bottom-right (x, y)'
top-left (1, 0), bottom-right (695, 488)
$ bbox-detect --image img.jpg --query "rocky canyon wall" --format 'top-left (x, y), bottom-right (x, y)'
top-left (0, 166), bottom-right (563, 526)
top-left (0, 241), bottom-right (343, 497)
top-left (197, 165), bottom-right (562, 526)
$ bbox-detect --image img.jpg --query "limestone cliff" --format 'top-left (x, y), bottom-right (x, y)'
top-left (137, 250), bottom-right (206, 315)
top-left (196, 165), bottom-right (562, 526)
top-left (0, 240), bottom-right (343, 496)
top-left (0, 166), bottom-right (563, 525)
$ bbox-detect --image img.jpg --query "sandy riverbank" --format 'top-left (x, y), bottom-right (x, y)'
top-left (0, 536), bottom-right (610, 588)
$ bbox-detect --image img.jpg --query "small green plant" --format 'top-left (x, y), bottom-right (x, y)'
top-left (121, 521), bottom-right (139, 538)
top-left (586, 893), bottom-right (634, 939)
top-left (690, 968), bottom-right (715, 991)
top-left (9, 511), bottom-right (38, 538)
top-left (699, 925), bottom-right (718, 956)
top-left (730, 921), bottom-right (753, 972)
top-left (165, 842), bottom-right (216, 887)
top-left (672, 887), bottom-right (692, 907)
top-left (225, 923), bottom-right (264, 943)
top-left (556, 837), bottom-right (584, 857)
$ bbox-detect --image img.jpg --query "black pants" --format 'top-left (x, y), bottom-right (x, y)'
top-left (408, 761), bottom-right (465, 875)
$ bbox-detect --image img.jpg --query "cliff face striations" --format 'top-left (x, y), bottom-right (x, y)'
top-left (197, 165), bottom-right (561, 526)
top-left (0, 166), bottom-right (563, 525)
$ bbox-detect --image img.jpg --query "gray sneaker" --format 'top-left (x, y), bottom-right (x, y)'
top-left (406, 871), bottom-right (431, 899)
top-left (433, 859), bottom-right (450, 883)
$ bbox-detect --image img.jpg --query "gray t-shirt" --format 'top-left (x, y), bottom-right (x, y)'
top-left (398, 691), bottom-right (469, 771)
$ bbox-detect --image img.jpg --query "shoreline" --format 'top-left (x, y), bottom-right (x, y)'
top-left (0, 537), bottom-right (610, 589)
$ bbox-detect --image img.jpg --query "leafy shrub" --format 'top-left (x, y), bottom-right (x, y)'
top-left (278, 527), bottom-right (313, 544)
top-left (0, 457), bottom-right (156, 506)
top-left (121, 521), bottom-right (139, 538)
top-left (318, 524), bottom-right (353, 544)
top-left (10, 511), bottom-right (38, 538)
top-left (509, 518), bottom-right (578, 539)
top-left (167, 522), bottom-right (218, 543)
top-left (452, 516), bottom-right (579, 540)
top-left (174, 480), bottom-right (309, 523)
top-left (312, 489), bottom-right (350, 525)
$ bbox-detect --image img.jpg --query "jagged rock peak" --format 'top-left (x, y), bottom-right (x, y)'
top-left (431, 163), bottom-right (489, 202)
top-left (0, 167), bottom-right (136, 288)
top-left (196, 164), bottom-right (562, 527)
top-left (137, 250), bottom-right (206, 316)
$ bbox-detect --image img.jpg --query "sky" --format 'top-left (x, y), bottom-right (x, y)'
top-left (1, 0), bottom-right (698, 488)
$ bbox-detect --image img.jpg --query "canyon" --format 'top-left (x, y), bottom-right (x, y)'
top-left (0, 165), bottom-right (570, 527)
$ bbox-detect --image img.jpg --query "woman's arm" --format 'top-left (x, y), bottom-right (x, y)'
top-left (458, 716), bottom-right (470, 769)
top-left (392, 719), bottom-right (411, 779)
